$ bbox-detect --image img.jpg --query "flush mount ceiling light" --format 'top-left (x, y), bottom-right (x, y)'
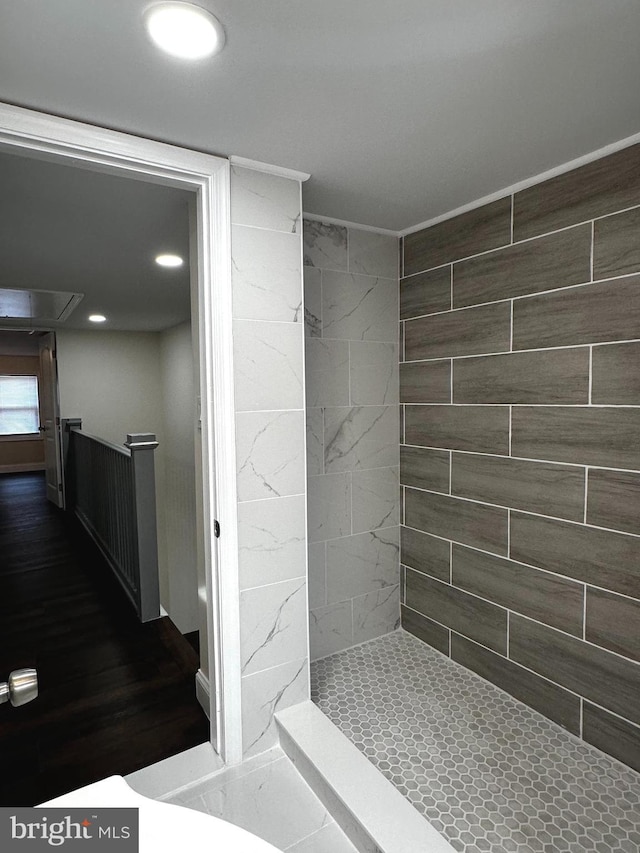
top-left (144, 3), bottom-right (225, 60)
top-left (88, 314), bottom-right (107, 323)
top-left (155, 253), bottom-right (184, 267)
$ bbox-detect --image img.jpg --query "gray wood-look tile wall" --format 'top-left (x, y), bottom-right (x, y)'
top-left (399, 142), bottom-right (640, 773)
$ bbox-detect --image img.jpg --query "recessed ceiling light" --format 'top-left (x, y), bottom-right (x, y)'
top-left (144, 3), bottom-right (225, 60)
top-left (155, 253), bottom-right (184, 267)
top-left (89, 314), bottom-right (107, 323)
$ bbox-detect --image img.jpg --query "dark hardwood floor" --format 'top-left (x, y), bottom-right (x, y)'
top-left (0, 472), bottom-right (209, 805)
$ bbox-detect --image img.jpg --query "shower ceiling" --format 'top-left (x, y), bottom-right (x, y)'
top-left (0, 1), bottom-right (639, 230)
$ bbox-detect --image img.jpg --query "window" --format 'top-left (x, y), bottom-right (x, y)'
top-left (0, 375), bottom-right (40, 436)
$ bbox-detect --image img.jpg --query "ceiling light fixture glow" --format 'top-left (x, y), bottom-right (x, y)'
top-left (89, 314), bottom-right (107, 323)
top-left (155, 253), bottom-right (184, 267)
top-left (144, 3), bottom-right (225, 60)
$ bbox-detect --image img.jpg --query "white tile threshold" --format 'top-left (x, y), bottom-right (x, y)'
top-left (276, 700), bottom-right (455, 853)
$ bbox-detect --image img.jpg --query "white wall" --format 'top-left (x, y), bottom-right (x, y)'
top-left (56, 328), bottom-right (169, 609)
top-left (56, 329), bottom-right (163, 446)
top-left (159, 321), bottom-right (198, 634)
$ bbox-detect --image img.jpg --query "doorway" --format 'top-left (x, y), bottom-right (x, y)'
top-left (0, 103), bottom-right (241, 792)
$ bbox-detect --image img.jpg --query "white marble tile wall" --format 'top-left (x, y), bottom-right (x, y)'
top-left (231, 166), bottom-right (308, 758)
top-left (303, 218), bottom-right (401, 661)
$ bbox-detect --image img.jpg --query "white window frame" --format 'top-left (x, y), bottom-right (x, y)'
top-left (0, 373), bottom-right (41, 441)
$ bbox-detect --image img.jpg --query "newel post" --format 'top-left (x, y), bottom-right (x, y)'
top-left (60, 418), bottom-right (82, 510)
top-left (125, 433), bottom-right (160, 622)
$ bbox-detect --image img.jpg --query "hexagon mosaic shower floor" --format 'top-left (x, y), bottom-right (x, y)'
top-left (310, 630), bottom-right (640, 853)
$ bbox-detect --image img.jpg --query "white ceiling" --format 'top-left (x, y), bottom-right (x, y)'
top-left (0, 152), bottom-right (191, 331)
top-left (0, 1), bottom-right (639, 231)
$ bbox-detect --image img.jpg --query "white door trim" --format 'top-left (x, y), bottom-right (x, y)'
top-left (0, 102), bottom-right (242, 764)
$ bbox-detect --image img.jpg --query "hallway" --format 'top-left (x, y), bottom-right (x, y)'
top-left (0, 472), bottom-right (209, 806)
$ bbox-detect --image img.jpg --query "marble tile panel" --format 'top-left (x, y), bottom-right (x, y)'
top-left (322, 272), bottom-right (398, 341)
top-left (231, 165), bottom-right (301, 233)
top-left (236, 410), bottom-right (305, 501)
top-left (304, 266), bottom-right (322, 337)
top-left (351, 466), bottom-right (400, 533)
top-left (232, 225), bottom-right (302, 322)
top-left (234, 320), bottom-right (304, 412)
top-left (285, 821), bottom-right (358, 853)
top-left (326, 527), bottom-right (400, 604)
top-left (238, 495), bottom-right (306, 590)
top-left (307, 473), bottom-right (351, 542)
top-left (348, 229), bottom-right (398, 279)
top-left (303, 220), bottom-right (348, 270)
top-left (241, 658), bottom-right (309, 758)
top-left (352, 585), bottom-right (401, 644)
top-left (305, 339), bottom-right (349, 407)
top-left (306, 407), bottom-right (324, 476)
top-left (349, 341), bottom-right (398, 405)
top-left (308, 542), bottom-right (326, 609)
top-left (324, 406), bottom-right (399, 473)
top-left (240, 577), bottom-right (308, 676)
top-left (197, 755), bottom-right (331, 850)
top-left (310, 601), bottom-right (353, 660)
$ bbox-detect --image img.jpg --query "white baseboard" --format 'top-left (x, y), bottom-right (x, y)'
top-left (195, 669), bottom-right (210, 720)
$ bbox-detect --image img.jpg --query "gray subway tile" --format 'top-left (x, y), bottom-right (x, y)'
top-left (512, 275), bottom-right (640, 350)
top-left (400, 360), bottom-right (450, 403)
top-left (452, 544), bottom-right (583, 635)
top-left (587, 468), bottom-right (640, 536)
top-left (453, 348), bottom-right (589, 404)
top-left (451, 633), bottom-right (581, 734)
top-left (510, 511), bottom-right (640, 599)
top-left (591, 341), bottom-right (640, 404)
top-left (594, 205), bottom-right (640, 279)
top-left (400, 266), bottom-right (451, 320)
top-left (400, 446), bottom-right (450, 492)
top-left (405, 488), bottom-right (508, 555)
top-left (511, 406), bottom-right (640, 470)
top-left (401, 605), bottom-right (449, 655)
top-left (509, 614), bottom-right (640, 725)
top-left (585, 587), bottom-right (640, 663)
top-left (400, 526), bottom-right (450, 582)
top-left (405, 404), bottom-right (510, 455)
top-left (582, 702), bottom-right (640, 774)
top-left (453, 225), bottom-right (591, 308)
top-left (404, 197), bottom-right (512, 275)
top-left (513, 143), bottom-right (640, 241)
top-left (451, 453), bottom-right (585, 521)
top-left (405, 301), bottom-right (510, 360)
top-left (405, 569), bottom-right (507, 653)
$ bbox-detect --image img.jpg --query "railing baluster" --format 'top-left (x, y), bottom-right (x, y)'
top-left (62, 421), bottom-right (160, 622)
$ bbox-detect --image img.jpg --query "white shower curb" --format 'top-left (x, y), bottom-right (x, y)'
top-left (276, 701), bottom-right (456, 853)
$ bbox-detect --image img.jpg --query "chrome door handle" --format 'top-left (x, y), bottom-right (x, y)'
top-left (0, 668), bottom-right (38, 707)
